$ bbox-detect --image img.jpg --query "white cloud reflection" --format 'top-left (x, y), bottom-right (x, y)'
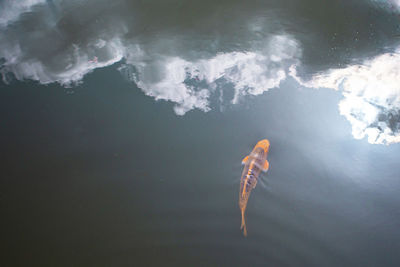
top-left (370, 0), bottom-right (400, 12)
top-left (0, 0), bottom-right (46, 27)
top-left (291, 50), bottom-right (400, 145)
top-left (1, 0), bottom-right (400, 145)
top-left (121, 35), bottom-right (300, 115)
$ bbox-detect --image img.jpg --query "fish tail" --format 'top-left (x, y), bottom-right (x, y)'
top-left (241, 208), bottom-right (247, 237)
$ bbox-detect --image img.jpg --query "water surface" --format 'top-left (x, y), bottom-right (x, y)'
top-left (1, 1), bottom-right (400, 266)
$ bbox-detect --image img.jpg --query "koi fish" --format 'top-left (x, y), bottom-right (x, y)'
top-left (239, 139), bottom-right (270, 236)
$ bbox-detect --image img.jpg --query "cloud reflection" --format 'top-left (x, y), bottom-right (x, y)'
top-left (1, 0), bottom-right (400, 144)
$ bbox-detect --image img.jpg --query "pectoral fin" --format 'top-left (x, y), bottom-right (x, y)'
top-left (242, 156), bottom-right (249, 165)
top-left (262, 160), bottom-right (269, 172)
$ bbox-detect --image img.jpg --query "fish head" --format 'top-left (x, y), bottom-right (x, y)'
top-left (255, 139), bottom-right (270, 153)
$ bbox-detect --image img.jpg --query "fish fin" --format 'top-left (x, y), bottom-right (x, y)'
top-left (252, 179), bottom-right (258, 189)
top-left (262, 160), bottom-right (269, 172)
top-left (241, 208), bottom-right (247, 237)
top-left (242, 156), bottom-right (249, 165)
top-left (243, 225), bottom-right (247, 237)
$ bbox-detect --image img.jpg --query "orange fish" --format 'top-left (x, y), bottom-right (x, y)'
top-left (239, 139), bottom-right (270, 236)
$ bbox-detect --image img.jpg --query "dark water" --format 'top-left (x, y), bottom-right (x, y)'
top-left (2, 67), bottom-right (400, 266)
top-left (2, 1), bottom-right (400, 266)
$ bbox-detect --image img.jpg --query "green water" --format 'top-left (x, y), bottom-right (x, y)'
top-left (2, 66), bottom-right (400, 266)
top-left (2, 0), bottom-right (400, 266)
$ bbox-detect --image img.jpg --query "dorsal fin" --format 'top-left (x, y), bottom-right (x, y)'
top-left (262, 160), bottom-right (269, 172)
